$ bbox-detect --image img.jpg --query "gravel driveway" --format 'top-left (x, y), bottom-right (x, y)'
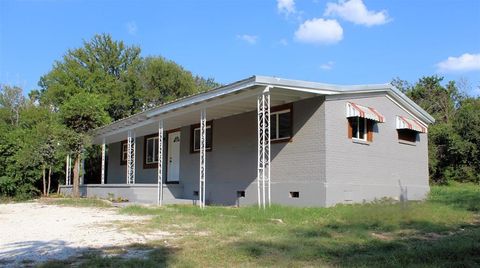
top-left (0, 201), bottom-right (169, 266)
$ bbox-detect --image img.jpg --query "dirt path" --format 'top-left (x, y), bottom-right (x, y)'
top-left (0, 201), bottom-right (169, 266)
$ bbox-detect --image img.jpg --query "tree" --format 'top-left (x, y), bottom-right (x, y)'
top-left (60, 92), bottom-right (110, 197)
top-left (139, 57), bottom-right (200, 108)
top-left (39, 34), bottom-right (142, 121)
top-left (0, 85), bottom-right (26, 126)
top-left (393, 76), bottom-right (480, 184)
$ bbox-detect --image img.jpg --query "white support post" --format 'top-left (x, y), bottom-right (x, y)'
top-left (101, 137), bottom-right (106, 184)
top-left (65, 155), bottom-right (71, 185)
top-left (257, 87), bottom-right (271, 209)
top-left (257, 96), bottom-right (261, 208)
top-left (199, 109), bottom-right (207, 209)
top-left (126, 130), bottom-right (136, 184)
top-left (80, 154), bottom-right (85, 185)
top-left (157, 120), bottom-right (164, 206)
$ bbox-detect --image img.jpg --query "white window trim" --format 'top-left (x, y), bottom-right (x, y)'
top-left (352, 117), bottom-right (367, 142)
top-left (193, 125), bottom-right (212, 152)
top-left (145, 136), bottom-right (159, 164)
top-left (271, 109), bottom-right (291, 141)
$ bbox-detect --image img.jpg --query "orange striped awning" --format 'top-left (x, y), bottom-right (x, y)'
top-left (396, 116), bottom-right (427, 133)
top-left (346, 102), bottom-right (385, 122)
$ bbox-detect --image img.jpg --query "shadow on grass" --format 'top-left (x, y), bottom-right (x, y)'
top-left (233, 223), bottom-right (480, 267)
top-left (0, 240), bottom-right (176, 267)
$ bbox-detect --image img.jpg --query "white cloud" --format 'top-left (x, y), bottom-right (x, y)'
top-left (237, 34), bottom-right (258, 45)
top-left (436, 53), bottom-right (480, 72)
top-left (294, 18), bottom-right (343, 45)
top-left (277, 0), bottom-right (296, 15)
top-left (125, 21), bottom-right (138, 35)
top-left (324, 0), bottom-right (390, 26)
top-left (320, 61), bottom-right (335, 70)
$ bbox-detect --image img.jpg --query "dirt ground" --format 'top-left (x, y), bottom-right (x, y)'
top-left (0, 201), bottom-right (169, 267)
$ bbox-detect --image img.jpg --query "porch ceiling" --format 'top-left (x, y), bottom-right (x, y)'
top-left (94, 85), bottom-right (320, 144)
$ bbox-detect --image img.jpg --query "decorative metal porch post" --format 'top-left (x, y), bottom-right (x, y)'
top-left (126, 130), bottom-right (136, 184)
top-left (157, 120), bottom-right (164, 206)
top-left (80, 155), bottom-right (85, 185)
top-left (101, 137), bottom-right (106, 184)
top-left (199, 109), bottom-right (207, 209)
top-left (65, 155), bottom-right (71, 185)
top-left (257, 87), bottom-right (271, 209)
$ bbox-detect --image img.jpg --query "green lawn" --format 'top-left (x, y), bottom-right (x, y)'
top-left (44, 184), bottom-right (480, 267)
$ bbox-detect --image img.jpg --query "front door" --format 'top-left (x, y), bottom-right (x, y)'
top-left (167, 131), bottom-right (181, 182)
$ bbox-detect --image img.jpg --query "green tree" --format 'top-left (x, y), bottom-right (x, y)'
top-left (0, 85), bottom-right (26, 126)
top-left (59, 92), bottom-right (110, 197)
top-left (139, 57), bottom-right (200, 108)
top-left (18, 106), bottom-right (65, 196)
top-left (39, 33), bottom-right (142, 120)
top-left (393, 76), bottom-right (480, 184)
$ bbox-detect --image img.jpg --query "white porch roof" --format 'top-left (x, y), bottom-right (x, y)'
top-left (93, 75), bottom-right (435, 144)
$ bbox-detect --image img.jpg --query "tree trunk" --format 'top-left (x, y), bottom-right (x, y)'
top-left (47, 166), bottom-right (52, 197)
top-left (72, 154), bottom-right (81, 198)
top-left (42, 166), bottom-right (46, 196)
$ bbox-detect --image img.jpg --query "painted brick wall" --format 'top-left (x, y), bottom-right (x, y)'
top-left (324, 93), bottom-right (430, 206)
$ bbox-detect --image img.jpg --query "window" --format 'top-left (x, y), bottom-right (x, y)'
top-left (397, 129), bottom-right (417, 143)
top-left (190, 121), bottom-right (213, 153)
top-left (143, 134), bottom-right (162, 169)
top-left (270, 104), bottom-right (292, 142)
top-left (289, 191), bottom-right (300, 198)
top-left (120, 141), bottom-right (128, 165)
top-left (237, 191), bottom-right (245, 198)
top-left (193, 191), bottom-right (199, 196)
top-left (348, 117), bottom-right (373, 142)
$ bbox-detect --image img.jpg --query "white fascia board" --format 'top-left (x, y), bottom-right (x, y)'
top-left (387, 85), bottom-right (435, 124)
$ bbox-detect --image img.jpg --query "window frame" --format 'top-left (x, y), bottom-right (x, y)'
top-left (143, 133), bottom-right (160, 169)
top-left (190, 120), bottom-right (213, 153)
top-left (270, 103), bottom-right (293, 143)
top-left (352, 117), bottom-right (367, 141)
top-left (348, 117), bottom-right (374, 142)
top-left (120, 140), bottom-right (127, 165)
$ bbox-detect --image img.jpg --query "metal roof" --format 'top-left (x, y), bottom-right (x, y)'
top-left (94, 75), bottom-right (435, 142)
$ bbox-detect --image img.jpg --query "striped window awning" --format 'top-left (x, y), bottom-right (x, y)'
top-left (346, 102), bottom-right (385, 122)
top-left (396, 116), bottom-right (427, 133)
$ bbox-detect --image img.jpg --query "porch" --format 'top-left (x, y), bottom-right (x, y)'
top-left (59, 76), bottom-right (341, 207)
top-left (59, 183), bottom-right (194, 205)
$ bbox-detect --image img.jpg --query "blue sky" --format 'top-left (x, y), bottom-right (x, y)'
top-left (1, 0), bottom-right (479, 95)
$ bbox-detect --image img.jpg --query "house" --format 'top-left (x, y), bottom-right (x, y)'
top-left (60, 76), bottom-right (435, 207)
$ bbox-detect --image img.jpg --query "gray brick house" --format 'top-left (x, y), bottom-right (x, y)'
top-left (60, 76), bottom-right (434, 207)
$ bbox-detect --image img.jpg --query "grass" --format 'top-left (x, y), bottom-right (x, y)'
top-left (39, 197), bottom-right (112, 208)
top-left (44, 184), bottom-right (480, 267)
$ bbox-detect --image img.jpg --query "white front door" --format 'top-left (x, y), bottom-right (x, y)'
top-left (167, 131), bottom-right (181, 182)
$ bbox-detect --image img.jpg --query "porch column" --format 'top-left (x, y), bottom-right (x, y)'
top-left (80, 153), bottom-right (85, 185)
top-left (126, 130), bottom-right (136, 184)
top-left (101, 137), bottom-right (106, 184)
top-left (157, 120), bottom-right (164, 206)
top-left (65, 155), bottom-right (71, 185)
top-left (199, 108), bottom-right (206, 208)
top-left (257, 87), bottom-right (271, 209)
